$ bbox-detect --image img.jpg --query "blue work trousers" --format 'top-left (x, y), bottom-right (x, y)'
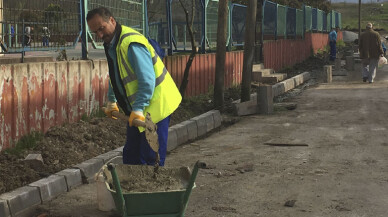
top-left (123, 116), bottom-right (170, 166)
top-left (330, 41), bottom-right (336, 61)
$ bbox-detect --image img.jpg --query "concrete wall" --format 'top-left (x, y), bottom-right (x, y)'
top-left (0, 60), bottom-right (109, 151)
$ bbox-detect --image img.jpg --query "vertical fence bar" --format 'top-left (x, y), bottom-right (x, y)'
top-left (166, 0), bottom-right (173, 55)
top-left (81, 0), bottom-right (88, 60)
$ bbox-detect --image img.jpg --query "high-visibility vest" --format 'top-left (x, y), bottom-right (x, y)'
top-left (116, 26), bottom-right (182, 130)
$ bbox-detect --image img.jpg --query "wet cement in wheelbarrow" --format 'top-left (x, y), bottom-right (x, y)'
top-left (107, 165), bottom-right (191, 193)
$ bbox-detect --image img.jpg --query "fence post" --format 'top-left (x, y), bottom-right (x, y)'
top-left (201, 0), bottom-right (207, 53)
top-left (275, 3), bottom-right (278, 40)
top-left (81, 0), bottom-right (88, 60)
top-left (303, 4), bottom-right (305, 39)
top-left (166, 0), bottom-right (173, 56)
top-left (227, 1), bottom-right (232, 52)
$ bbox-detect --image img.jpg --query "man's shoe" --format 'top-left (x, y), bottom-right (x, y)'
top-left (363, 77), bottom-right (367, 82)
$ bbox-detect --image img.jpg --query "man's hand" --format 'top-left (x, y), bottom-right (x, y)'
top-left (129, 110), bottom-right (145, 127)
top-left (104, 101), bottom-right (119, 119)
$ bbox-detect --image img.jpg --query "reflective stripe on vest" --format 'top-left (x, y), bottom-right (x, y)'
top-left (116, 25), bottom-right (182, 128)
top-left (118, 33), bottom-right (167, 103)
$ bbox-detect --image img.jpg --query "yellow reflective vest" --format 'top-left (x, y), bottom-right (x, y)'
top-left (116, 26), bottom-right (182, 129)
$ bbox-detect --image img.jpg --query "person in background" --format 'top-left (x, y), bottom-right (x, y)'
top-left (86, 7), bottom-right (182, 166)
top-left (24, 26), bottom-right (33, 46)
top-left (381, 41), bottom-right (386, 56)
top-left (10, 25), bottom-right (15, 47)
top-left (359, 23), bottom-right (384, 83)
top-left (42, 26), bottom-right (50, 47)
top-left (329, 27), bottom-right (339, 61)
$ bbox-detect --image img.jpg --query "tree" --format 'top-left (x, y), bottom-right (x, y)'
top-left (214, 0), bottom-right (229, 109)
top-left (178, 0), bottom-right (197, 98)
top-left (241, 0), bottom-right (257, 102)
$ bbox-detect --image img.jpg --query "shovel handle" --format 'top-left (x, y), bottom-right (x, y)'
top-left (101, 107), bottom-right (146, 127)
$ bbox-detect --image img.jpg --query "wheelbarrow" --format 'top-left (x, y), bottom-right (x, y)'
top-left (103, 161), bottom-right (206, 217)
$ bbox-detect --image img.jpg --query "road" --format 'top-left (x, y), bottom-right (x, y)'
top-left (28, 62), bottom-right (388, 217)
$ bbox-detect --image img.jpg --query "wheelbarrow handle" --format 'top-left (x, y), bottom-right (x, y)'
top-left (180, 161), bottom-right (206, 216)
top-left (107, 163), bottom-right (127, 217)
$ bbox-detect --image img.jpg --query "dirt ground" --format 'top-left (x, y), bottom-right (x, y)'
top-left (23, 60), bottom-right (388, 217)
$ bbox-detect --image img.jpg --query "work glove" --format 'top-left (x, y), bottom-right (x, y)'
top-left (129, 110), bottom-right (145, 127)
top-left (104, 101), bottom-right (119, 119)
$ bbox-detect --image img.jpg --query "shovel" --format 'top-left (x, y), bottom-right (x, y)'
top-left (101, 108), bottom-right (160, 171)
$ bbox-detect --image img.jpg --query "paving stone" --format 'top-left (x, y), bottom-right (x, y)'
top-left (0, 186), bottom-right (41, 216)
top-left (202, 112), bottom-right (215, 132)
top-left (323, 65), bottom-right (333, 83)
top-left (167, 128), bottom-right (178, 151)
top-left (94, 151), bottom-right (122, 163)
top-left (29, 175), bottom-right (67, 202)
top-left (0, 199), bottom-right (10, 217)
top-left (190, 115), bottom-right (207, 137)
top-left (180, 120), bottom-right (198, 141)
top-left (258, 85), bottom-right (274, 115)
top-left (170, 123), bottom-right (188, 146)
top-left (209, 110), bottom-right (222, 128)
top-left (56, 169), bottom-right (83, 191)
top-left (73, 158), bottom-right (104, 184)
top-left (233, 100), bottom-right (258, 116)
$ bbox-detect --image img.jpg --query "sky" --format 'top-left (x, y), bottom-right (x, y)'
top-left (331, 0), bottom-right (388, 3)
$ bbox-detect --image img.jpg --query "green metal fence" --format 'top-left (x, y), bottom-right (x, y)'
top-left (296, 9), bottom-right (303, 36)
top-left (0, 0), bottom-right (81, 53)
top-left (263, 0), bottom-right (342, 40)
top-left (304, 6), bottom-right (312, 32)
top-left (277, 5), bottom-right (286, 37)
top-left (86, 0), bottom-right (146, 49)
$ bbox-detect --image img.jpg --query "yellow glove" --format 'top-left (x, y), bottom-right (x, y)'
top-left (129, 110), bottom-right (145, 127)
top-left (104, 101), bottom-right (119, 119)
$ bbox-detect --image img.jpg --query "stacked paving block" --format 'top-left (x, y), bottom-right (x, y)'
top-left (252, 64), bottom-right (287, 84)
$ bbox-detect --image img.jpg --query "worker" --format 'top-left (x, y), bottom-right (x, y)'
top-left (86, 7), bottom-right (182, 166)
top-left (329, 27), bottom-right (339, 61)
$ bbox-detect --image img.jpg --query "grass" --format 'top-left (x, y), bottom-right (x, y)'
top-left (332, 2), bottom-right (388, 32)
top-left (5, 131), bottom-right (43, 156)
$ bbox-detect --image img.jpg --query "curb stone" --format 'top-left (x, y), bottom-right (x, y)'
top-left (28, 175), bottom-right (67, 202)
top-left (190, 115), bottom-right (207, 137)
top-left (0, 199), bottom-right (10, 217)
top-left (167, 127), bottom-right (178, 151)
top-left (112, 146), bottom-right (123, 154)
top-left (0, 186), bottom-right (41, 217)
top-left (201, 111), bottom-right (215, 132)
top-left (170, 123), bottom-right (189, 146)
top-left (180, 120), bottom-right (198, 141)
top-left (0, 108), bottom-right (222, 215)
top-left (94, 151), bottom-right (122, 163)
top-left (72, 158), bottom-right (104, 184)
top-left (272, 72), bottom-right (310, 97)
top-left (55, 169), bottom-right (83, 191)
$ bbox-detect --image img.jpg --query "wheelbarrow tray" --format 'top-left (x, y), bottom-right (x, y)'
top-left (104, 162), bottom-right (203, 217)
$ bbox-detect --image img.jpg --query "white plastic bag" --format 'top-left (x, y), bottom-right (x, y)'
top-left (378, 56), bottom-right (387, 67)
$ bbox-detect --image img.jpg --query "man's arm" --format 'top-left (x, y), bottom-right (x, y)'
top-left (127, 43), bottom-right (155, 112)
top-left (107, 82), bottom-right (117, 103)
